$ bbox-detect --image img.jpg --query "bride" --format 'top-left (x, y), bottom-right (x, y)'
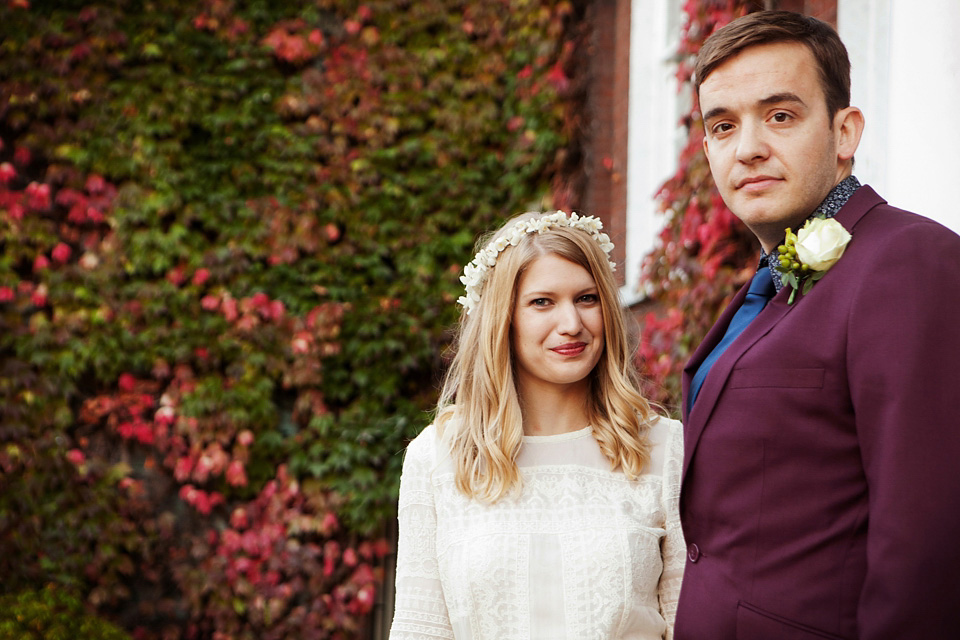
top-left (389, 211), bottom-right (684, 639)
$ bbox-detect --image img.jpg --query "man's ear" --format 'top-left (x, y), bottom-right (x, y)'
top-left (835, 106), bottom-right (864, 163)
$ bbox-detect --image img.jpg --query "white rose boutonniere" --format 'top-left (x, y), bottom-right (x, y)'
top-left (795, 217), bottom-right (852, 270)
top-left (774, 216), bottom-right (852, 304)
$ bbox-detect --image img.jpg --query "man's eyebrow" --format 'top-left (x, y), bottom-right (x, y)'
top-left (701, 106), bottom-right (729, 123)
top-left (758, 92), bottom-right (806, 108)
top-left (702, 92), bottom-right (807, 124)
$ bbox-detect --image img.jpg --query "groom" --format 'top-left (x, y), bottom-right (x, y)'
top-left (676, 11), bottom-right (960, 639)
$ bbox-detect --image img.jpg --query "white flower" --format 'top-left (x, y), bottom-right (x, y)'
top-left (580, 218), bottom-right (601, 233)
top-left (531, 218), bottom-right (552, 233)
top-left (479, 250), bottom-right (496, 267)
top-left (457, 211), bottom-right (616, 313)
top-left (795, 217), bottom-right (851, 271)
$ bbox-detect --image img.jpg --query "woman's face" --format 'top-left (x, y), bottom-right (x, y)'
top-left (511, 253), bottom-right (605, 396)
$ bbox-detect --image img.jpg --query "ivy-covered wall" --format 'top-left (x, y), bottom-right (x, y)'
top-left (0, 0), bottom-right (584, 636)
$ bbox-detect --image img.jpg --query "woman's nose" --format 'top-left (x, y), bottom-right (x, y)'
top-left (556, 301), bottom-right (583, 335)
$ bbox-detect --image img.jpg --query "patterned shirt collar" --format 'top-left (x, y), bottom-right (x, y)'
top-left (763, 175), bottom-right (861, 291)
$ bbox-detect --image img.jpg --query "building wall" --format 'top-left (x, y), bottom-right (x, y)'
top-left (841, 0), bottom-right (960, 232)
top-left (582, 0), bottom-right (633, 285)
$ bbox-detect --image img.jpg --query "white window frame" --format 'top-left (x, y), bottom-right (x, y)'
top-left (840, 0), bottom-right (960, 232)
top-left (623, 0), bottom-right (688, 304)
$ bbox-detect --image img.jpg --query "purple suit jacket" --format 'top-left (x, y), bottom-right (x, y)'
top-left (675, 186), bottom-right (960, 640)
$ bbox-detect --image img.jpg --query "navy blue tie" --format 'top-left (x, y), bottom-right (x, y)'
top-left (688, 266), bottom-right (776, 412)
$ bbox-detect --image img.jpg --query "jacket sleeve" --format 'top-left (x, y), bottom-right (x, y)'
top-left (847, 218), bottom-right (960, 638)
top-left (658, 418), bottom-right (686, 640)
top-left (389, 426), bottom-right (455, 640)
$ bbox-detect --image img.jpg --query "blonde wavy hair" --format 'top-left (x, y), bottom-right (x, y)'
top-left (435, 211), bottom-right (657, 502)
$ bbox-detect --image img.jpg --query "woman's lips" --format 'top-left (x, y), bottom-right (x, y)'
top-left (551, 342), bottom-right (586, 356)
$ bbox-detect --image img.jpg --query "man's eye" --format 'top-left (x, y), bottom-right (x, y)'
top-left (772, 112), bottom-right (791, 123)
top-left (711, 122), bottom-right (733, 134)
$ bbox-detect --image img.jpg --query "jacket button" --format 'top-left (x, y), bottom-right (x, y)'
top-left (687, 543), bottom-right (701, 563)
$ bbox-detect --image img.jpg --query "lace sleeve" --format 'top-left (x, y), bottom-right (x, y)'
top-left (389, 426), bottom-right (454, 640)
top-left (658, 419), bottom-right (686, 640)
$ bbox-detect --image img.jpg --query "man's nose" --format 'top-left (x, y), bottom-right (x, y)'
top-left (736, 120), bottom-right (769, 163)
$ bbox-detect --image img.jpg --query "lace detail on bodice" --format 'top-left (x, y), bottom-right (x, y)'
top-left (390, 418), bottom-right (685, 640)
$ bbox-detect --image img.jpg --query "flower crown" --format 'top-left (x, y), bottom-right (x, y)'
top-left (457, 211), bottom-right (616, 314)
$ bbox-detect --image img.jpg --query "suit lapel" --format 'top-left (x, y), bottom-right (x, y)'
top-left (834, 184), bottom-right (883, 231)
top-left (681, 283), bottom-right (749, 422)
top-left (681, 285), bottom-right (793, 474)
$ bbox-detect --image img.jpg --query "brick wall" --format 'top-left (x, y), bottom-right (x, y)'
top-left (582, 0), bottom-right (631, 286)
top-left (768, 0), bottom-right (837, 24)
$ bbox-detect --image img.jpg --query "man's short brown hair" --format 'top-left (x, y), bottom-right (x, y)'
top-left (694, 11), bottom-right (851, 118)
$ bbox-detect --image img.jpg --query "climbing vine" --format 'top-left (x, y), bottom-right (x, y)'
top-left (636, 0), bottom-right (761, 412)
top-left (0, 0), bottom-right (585, 636)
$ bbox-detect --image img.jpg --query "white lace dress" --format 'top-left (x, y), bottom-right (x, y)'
top-left (389, 416), bottom-right (685, 640)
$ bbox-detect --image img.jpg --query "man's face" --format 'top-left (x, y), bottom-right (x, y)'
top-left (699, 41), bottom-right (848, 252)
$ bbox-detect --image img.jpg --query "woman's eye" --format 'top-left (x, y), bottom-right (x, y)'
top-left (531, 298), bottom-right (550, 307)
top-left (578, 294), bottom-right (598, 304)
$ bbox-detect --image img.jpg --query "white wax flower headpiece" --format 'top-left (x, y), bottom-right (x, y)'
top-left (457, 211), bottom-right (616, 314)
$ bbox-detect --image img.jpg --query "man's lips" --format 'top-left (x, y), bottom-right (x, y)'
top-left (736, 175), bottom-right (781, 191)
top-left (551, 342), bottom-right (587, 356)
